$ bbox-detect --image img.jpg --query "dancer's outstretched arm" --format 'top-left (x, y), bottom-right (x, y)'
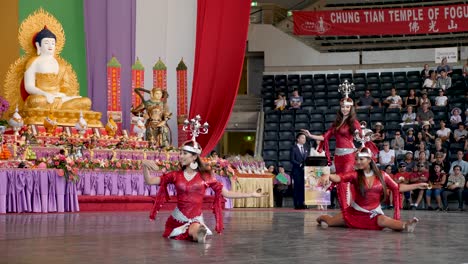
top-left (399, 182), bottom-right (428, 192)
top-left (142, 160), bottom-right (161, 185)
top-left (301, 129), bottom-right (324, 141)
top-left (222, 188), bottom-right (266, 199)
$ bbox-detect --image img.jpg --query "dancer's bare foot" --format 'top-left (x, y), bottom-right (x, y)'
top-left (197, 225), bottom-right (208, 243)
top-left (316, 216), bottom-right (328, 228)
top-left (403, 217), bottom-right (419, 233)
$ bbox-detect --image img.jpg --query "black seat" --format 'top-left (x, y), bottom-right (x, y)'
top-left (294, 122), bottom-right (309, 131)
top-left (394, 82), bottom-right (408, 90)
top-left (279, 131), bottom-right (294, 140)
top-left (263, 131), bottom-right (278, 141)
top-left (367, 76), bottom-right (380, 84)
top-left (386, 112), bottom-right (401, 121)
top-left (370, 112), bottom-right (385, 122)
top-left (279, 121), bottom-right (294, 131)
top-left (301, 75), bottom-right (313, 85)
top-left (339, 73), bottom-right (352, 82)
top-left (264, 122), bottom-right (278, 131)
top-left (262, 150), bottom-right (278, 161)
top-left (310, 112), bottom-right (324, 122)
top-left (278, 150), bottom-right (291, 161)
top-left (301, 84), bottom-right (313, 92)
top-left (295, 112), bottom-right (309, 123)
top-left (278, 140), bottom-right (293, 150)
top-left (288, 74), bottom-right (300, 85)
top-left (314, 84), bottom-right (327, 92)
top-left (309, 122), bottom-right (324, 131)
top-left (327, 91), bottom-right (341, 99)
top-left (263, 140), bottom-right (278, 150)
top-left (380, 75), bottom-right (394, 83)
top-left (275, 75), bottom-right (287, 86)
top-left (302, 98), bottom-right (314, 106)
top-left (265, 112), bottom-right (280, 123)
top-left (302, 91), bottom-right (314, 99)
top-left (280, 111), bottom-right (294, 122)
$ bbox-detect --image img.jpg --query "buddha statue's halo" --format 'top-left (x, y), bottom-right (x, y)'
top-left (18, 7), bottom-right (65, 55)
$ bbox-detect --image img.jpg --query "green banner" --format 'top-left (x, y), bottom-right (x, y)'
top-left (19, 0), bottom-right (88, 96)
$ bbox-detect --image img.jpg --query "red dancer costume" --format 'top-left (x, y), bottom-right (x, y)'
top-left (149, 171), bottom-right (224, 240)
top-left (318, 119), bottom-right (361, 210)
top-left (338, 170), bottom-right (400, 230)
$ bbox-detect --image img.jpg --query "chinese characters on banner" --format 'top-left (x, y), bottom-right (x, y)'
top-left (294, 4), bottom-right (468, 36)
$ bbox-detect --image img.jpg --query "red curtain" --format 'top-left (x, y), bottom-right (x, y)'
top-left (189, 0), bottom-right (251, 156)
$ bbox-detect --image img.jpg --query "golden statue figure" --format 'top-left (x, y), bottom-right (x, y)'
top-left (131, 88), bottom-right (172, 148)
top-left (2, 8), bottom-right (102, 127)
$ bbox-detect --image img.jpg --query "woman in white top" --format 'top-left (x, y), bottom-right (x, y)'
top-left (436, 120), bottom-right (451, 143)
top-left (422, 71), bottom-right (437, 89)
top-left (434, 89), bottom-right (448, 107)
top-left (401, 105), bottom-right (417, 127)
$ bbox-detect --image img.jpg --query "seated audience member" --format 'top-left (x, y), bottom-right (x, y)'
top-left (384, 88), bottom-right (403, 109)
top-left (431, 151), bottom-right (450, 174)
top-left (391, 131), bottom-right (405, 157)
top-left (378, 141), bottom-right (395, 170)
top-left (420, 64), bottom-right (431, 80)
top-left (449, 150), bottom-right (468, 176)
top-left (409, 162), bottom-right (429, 209)
top-left (401, 106), bottom-right (417, 127)
top-left (453, 123), bottom-right (467, 143)
top-left (289, 89), bottom-right (303, 110)
top-left (383, 165), bottom-right (396, 209)
top-left (430, 138), bottom-right (448, 163)
top-left (210, 150), bottom-right (219, 159)
top-left (405, 89), bottom-right (419, 109)
top-left (436, 57), bottom-right (452, 75)
top-left (436, 69), bottom-right (452, 90)
top-left (422, 71), bottom-right (437, 90)
top-left (434, 89), bottom-right (448, 107)
top-left (356, 89), bottom-right (380, 109)
top-left (442, 165), bottom-right (465, 211)
top-left (274, 93), bottom-right (287, 111)
top-left (404, 128), bottom-right (416, 152)
top-left (394, 162), bottom-right (411, 208)
top-left (421, 121), bottom-right (435, 144)
top-left (450, 108), bottom-right (463, 128)
top-left (435, 120), bottom-right (451, 144)
top-left (463, 58), bottom-right (468, 77)
top-left (417, 151), bottom-right (430, 170)
top-left (273, 165), bottom-right (291, 208)
top-left (419, 92), bottom-right (432, 107)
top-left (425, 164), bottom-right (446, 211)
top-left (417, 103), bottom-right (434, 125)
top-left (372, 122), bottom-right (386, 147)
top-left (402, 151), bottom-right (416, 172)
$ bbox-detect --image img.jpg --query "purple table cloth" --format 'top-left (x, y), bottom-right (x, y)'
top-left (0, 169), bottom-right (79, 214)
top-left (77, 170), bottom-right (233, 208)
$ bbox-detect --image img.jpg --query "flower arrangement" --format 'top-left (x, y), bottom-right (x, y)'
top-left (41, 154), bottom-right (79, 182)
top-left (201, 157), bottom-right (237, 182)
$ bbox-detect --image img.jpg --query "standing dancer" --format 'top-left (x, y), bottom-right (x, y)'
top-left (301, 81), bottom-right (377, 209)
top-left (316, 148), bottom-right (427, 232)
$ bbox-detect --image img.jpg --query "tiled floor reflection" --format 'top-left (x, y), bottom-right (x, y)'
top-left (0, 209), bottom-right (467, 264)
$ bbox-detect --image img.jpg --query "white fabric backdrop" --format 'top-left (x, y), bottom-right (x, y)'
top-left (136, 0), bottom-right (197, 146)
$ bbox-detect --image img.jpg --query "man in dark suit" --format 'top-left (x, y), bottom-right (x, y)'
top-left (290, 132), bottom-right (308, 209)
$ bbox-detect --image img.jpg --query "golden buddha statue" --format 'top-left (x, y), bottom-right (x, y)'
top-left (131, 87), bottom-right (172, 147)
top-left (2, 8), bottom-right (102, 127)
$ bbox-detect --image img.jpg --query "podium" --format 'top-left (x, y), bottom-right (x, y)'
top-left (304, 156), bottom-right (330, 206)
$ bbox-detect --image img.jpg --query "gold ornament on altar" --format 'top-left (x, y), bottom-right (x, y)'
top-left (105, 116), bottom-right (118, 137)
top-left (2, 8), bottom-right (102, 127)
top-left (44, 112), bottom-right (58, 134)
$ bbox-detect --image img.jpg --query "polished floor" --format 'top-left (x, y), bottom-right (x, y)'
top-left (1, 209), bottom-right (467, 264)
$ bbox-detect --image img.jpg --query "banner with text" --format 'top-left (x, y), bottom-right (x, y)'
top-left (294, 4), bottom-right (468, 36)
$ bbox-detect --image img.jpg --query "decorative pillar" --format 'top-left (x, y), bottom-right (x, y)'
top-left (131, 57), bottom-right (145, 108)
top-left (176, 59), bottom-right (188, 146)
top-left (107, 56), bottom-right (122, 131)
top-left (153, 58), bottom-right (167, 91)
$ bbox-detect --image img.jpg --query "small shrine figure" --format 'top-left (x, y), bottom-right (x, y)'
top-left (105, 115), bottom-right (118, 137)
top-left (131, 87), bottom-right (172, 148)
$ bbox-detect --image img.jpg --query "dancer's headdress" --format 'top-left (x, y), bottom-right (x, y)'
top-left (354, 121), bottom-right (373, 148)
top-left (357, 147), bottom-right (373, 158)
top-left (338, 79), bottom-right (355, 106)
top-left (181, 115), bottom-right (209, 155)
